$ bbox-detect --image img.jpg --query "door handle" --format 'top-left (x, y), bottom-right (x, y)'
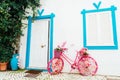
top-left (41, 44), bottom-right (46, 48)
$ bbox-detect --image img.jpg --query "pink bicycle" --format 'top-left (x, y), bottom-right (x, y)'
top-left (47, 43), bottom-right (98, 76)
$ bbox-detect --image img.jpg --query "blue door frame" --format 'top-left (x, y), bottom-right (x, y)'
top-left (25, 9), bottom-right (55, 71)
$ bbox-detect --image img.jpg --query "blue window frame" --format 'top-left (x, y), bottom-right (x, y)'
top-left (81, 2), bottom-right (118, 50)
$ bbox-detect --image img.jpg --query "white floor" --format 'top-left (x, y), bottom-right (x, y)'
top-left (0, 70), bottom-right (107, 80)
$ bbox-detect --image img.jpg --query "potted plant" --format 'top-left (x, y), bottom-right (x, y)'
top-left (54, 45), bottom-right (68, 58)
top-left (0, 0), bottom-right (40, 70)
top-left (0, 46), bottom-right (13, 70)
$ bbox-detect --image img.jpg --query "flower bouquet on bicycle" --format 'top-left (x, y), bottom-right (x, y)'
top-left (47, 43), bottom-right (98, 76)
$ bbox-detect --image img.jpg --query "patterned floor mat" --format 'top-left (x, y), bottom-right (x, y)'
top-left (24, 70), bottom-right (42, 78)
top-left (0, 70), bottom-right (107, 80)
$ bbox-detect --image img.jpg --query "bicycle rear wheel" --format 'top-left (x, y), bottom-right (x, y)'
top-left (47, 58), bottom-right (64, 75)
top-left (78, 56), bottom-right (98, 76)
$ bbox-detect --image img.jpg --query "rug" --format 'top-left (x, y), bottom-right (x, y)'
top-left (24, 70), bottom-right (42, 78)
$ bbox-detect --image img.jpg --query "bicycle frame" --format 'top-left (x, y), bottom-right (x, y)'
top-left (53, 44), bottom-right (89, 71)
top-left (60, 51), bottom-right (81, 70)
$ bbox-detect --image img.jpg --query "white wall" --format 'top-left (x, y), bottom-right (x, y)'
top-left (19, 0), bottom-right (120, 76)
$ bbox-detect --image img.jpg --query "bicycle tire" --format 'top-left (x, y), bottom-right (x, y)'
top-left (78, 56), bottom-right (98, 76)
top-left (47, 58), bottom-right (64, 75)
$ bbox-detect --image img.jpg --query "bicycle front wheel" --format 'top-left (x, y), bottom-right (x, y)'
top-left (78, 56), bottom-right (98, 76)
top-left (47, 58), bottom-right (64, 75)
